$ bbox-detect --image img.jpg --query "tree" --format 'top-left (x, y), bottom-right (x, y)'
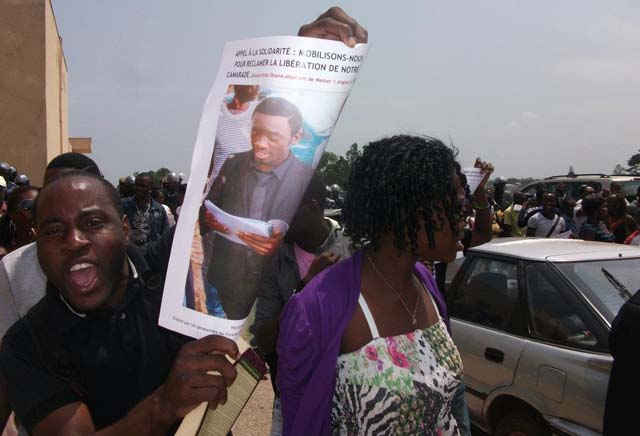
top-left (345, 143), bottom-right (361, 165)
top-left (612, 148), bottom-right (640, 175)
top-left (505, 177), bottom-right (538, 186)
top-left (317, 143), bottom-right (361, 187)
top-left (155, 167), bottom-right (173, 185)
top-left (613, 164), bottom-right (628, 175)
top-left (627, 150), bottom-right (640, 173)
top-left (320, 156), bottom-right (351, 187)
top-left (134, 168), bottom-right (173, 187)
top-left (317, 152), bottom-right (338, 174)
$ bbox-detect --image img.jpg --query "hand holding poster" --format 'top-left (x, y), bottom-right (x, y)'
top-left (159, 35), bottom-right (367, 340)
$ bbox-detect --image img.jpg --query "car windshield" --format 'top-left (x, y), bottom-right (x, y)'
top-left (554, 258), bottom-right (640, 323)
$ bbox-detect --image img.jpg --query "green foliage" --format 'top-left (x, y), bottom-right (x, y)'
top-left (627, 150), bottom-right (640, 173)
top-left (613, 164), bottom-right (628, 175)
top-left (155, 167), bottom-right (172, 182)
top-left (321, 156), bottom-right (351, 187)
top-left (504, 177), bottom-right (538, 186)
top-left (345, 142), bottom-right (362, 165)
top-left (132, 168), bottom-right (173, 187)
top-left (317, 151), bottom-right (338, 173)
top-left (612, 149), bottom-right (640, 175)
top-left (318, 144), bottom-right (361, 187)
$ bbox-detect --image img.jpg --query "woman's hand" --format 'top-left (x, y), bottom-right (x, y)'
top-left (474, 157), bottom-right (495, 194)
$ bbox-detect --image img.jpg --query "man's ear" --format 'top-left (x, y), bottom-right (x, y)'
top-left (122, 215), bottom-right (131, 243)
top-left (290, 127), bottom-right (304, 145)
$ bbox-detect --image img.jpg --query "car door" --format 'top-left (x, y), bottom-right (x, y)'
top-left (516, 262), bottom-right (611, 433)
top-left (448, 255), bottom-right (528, 421)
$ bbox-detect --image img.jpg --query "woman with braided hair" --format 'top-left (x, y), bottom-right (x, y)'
top-left (277, 135), bottom-right (469, 436)
top-left (0, 185), bottom-right (39, 259)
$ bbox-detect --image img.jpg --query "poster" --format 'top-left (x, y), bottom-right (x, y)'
top-left (159, 36), bottom-right (367, 339)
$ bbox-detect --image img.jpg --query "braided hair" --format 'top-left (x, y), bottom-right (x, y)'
top-left (343, 135), bottom-right (461, 254)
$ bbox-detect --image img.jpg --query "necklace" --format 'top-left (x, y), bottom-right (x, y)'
top-left (135, 202), bottom-right (150, 216)
top-left (366, 253), bottom-right (421, 328)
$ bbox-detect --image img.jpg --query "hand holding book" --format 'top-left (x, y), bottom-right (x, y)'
top-left (155, 336), bottom-right (239, 424)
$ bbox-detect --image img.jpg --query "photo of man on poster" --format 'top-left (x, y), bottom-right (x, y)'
top-left (197, 96), bottom-right (313, 319)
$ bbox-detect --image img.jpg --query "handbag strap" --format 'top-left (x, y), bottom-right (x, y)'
top-left (546, 215), bottom-right (560, 238)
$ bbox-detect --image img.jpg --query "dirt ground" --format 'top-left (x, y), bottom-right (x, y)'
top-left (231, 375), bottom-right (274, 435)
top-left (231, 303), bottom-right (274, 436)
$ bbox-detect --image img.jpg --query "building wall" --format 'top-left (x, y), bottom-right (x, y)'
top-left (0, 0), bottom-right (69, 186)
top-left (44, 0), bottom-right (70, 165)
top-left (0, 0), bottom-right (47, 185)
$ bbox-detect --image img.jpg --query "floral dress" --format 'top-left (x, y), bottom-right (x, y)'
top-left (331, 283), bottom-right (463, 436)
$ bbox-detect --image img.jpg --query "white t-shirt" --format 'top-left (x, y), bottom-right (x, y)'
top-left (161, 204), bottom-right (175, 226)
top-left (203, 100), bottom-right (259, 199)
top-left (0, 243), bottom-right (46, 341)
top-left (573, 204), bottom-right (586, 232)
top-left (528, 212), bottom-right (566, 237)
top-left (211, 100), bottom-right (259, 180)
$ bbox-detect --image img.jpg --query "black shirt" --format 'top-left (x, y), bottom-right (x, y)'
top-left (0, 238), bottom-right (186, 432)
top-left (603, 288), bottom-right (640, 435)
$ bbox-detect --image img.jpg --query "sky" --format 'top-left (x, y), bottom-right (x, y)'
top-left (53, 1), bottom-right (640, 184)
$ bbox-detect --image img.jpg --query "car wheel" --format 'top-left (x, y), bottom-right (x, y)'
top-left (494, 410), bottom-right (551, 436)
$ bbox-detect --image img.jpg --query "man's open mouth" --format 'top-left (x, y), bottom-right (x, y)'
top-left (67, 262), bottom-right (98, 291)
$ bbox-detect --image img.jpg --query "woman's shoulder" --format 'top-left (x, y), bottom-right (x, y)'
top-left (414, 263), bottom-right (444, 300)
top-left (292, 252), bottom-right (360, 304)
top-left (414, 261), bottom-right (450, 327)
top-left (528, 211), bottom-right (542, 222)
top-left (414, 262), bottom-right (435, 286)
top-left (278, 251), bottom-right (362, 357)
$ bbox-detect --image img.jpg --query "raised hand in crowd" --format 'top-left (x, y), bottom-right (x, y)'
top-left (302, 251), bottom-right (341, 285)
top-left (467, 157), bottom-right (494, 248)
top-left (474, 157), bottom-right (494, 194)
top-left (298, 6), bottom-right (368, 47)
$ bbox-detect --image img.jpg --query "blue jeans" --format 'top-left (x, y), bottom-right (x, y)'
top-left (204, 281), bottom-right (227, 318)
top-left (271, 396), bottom-right (283, 436)
top-left (451, 382), bottom-right (471, 436)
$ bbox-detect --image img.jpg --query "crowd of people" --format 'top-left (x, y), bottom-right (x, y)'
top-left (0, 165), bottom-right (187, 261)
top-left (484, 179), bottom-right (640, 245)
top-left (0, 6), bottom-right (636, 436)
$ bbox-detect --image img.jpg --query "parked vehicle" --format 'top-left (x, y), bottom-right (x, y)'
top-left (518, 174), bottom-right (640, 201)
top-left (447, 238), bottom-right (640, 436)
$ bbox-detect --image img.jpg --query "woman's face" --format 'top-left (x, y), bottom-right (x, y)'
top-left (416, 172), bottom-right (466, 263)
top-left (10, 189), bottom-right (38, 232)
top-left (598, 203), bottom-right (609, 221)
top-left (606, 196), bottom-right (625, 219)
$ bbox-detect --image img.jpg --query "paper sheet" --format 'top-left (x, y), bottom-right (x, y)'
top-left (462, 167), bottom-right (484, 194)
top-left (203, 200), bottom-right (272, 246)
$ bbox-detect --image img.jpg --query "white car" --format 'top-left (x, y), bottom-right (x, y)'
top-left (447, 238), bottom-right (640, 436)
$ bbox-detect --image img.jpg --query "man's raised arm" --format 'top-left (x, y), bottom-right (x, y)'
top-left (298, 6), bottom-right (368, 46)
